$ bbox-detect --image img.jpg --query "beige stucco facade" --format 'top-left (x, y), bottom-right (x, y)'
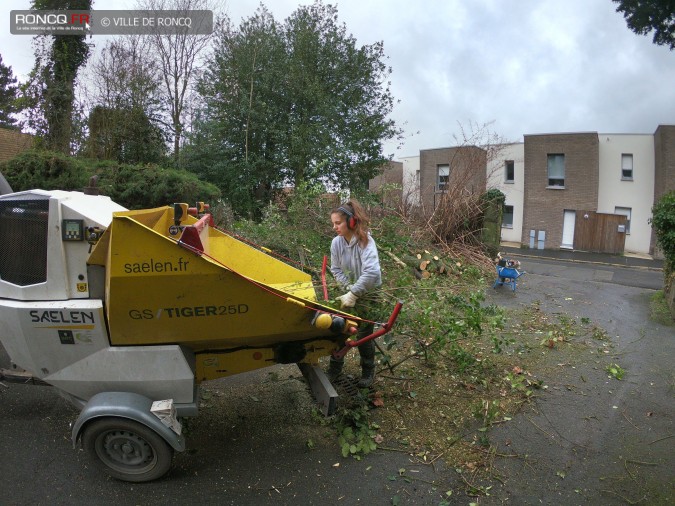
top-left (598, 134), bottom-right (655, 254)
top-left (487, 143), bottom-right (524, 244)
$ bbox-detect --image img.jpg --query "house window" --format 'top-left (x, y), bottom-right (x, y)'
top-left (502, 205), bottom-right (514, 228)
top-left (621, 154), bottom-right (633, 180)
top-left (437, 164), bottom-right (450, 191)
top-left (615, 206), bottom-right (631, 234)
top-left (505, 160), bottom-right (514, 183)
top-left (547, 154), bottom-right (565, 187)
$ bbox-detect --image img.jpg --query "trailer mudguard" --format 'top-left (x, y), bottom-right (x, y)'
top-left (72, 391), bottom-right (185, 452)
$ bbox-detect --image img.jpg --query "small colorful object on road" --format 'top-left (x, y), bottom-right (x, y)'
top-left (493, 252), bottom-right (526, 292)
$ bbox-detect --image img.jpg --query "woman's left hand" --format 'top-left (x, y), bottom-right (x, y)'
top-left (336, 291), bottom-right (358, 308)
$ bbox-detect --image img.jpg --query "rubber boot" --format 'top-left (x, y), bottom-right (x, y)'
top-left (326, 358), bottom-right (344, 382)
top-left (357, 366), bottom-right (375, 388)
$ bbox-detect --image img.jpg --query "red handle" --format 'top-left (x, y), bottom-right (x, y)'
top-left (321, 255), bottom-right (329, 301)
top-left (332, 301), bottom-right (403, 360)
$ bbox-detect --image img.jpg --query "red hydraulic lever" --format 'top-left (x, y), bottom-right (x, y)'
top-left (332, 301), bottom-right (403, 360)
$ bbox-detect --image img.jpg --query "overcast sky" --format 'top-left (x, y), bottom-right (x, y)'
top-left (2, 0), bottom-right (674, 157)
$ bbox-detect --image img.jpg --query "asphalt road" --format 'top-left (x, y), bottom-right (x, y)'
top-left (1, 257), bottom-right (672, 505)
top-left (512, 256), bottom-right (663, 290)
top-left (483, 257), bottom-right (673, 505)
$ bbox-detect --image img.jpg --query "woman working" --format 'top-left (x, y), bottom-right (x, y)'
top-left (326, 200), bottom-right (382, 388)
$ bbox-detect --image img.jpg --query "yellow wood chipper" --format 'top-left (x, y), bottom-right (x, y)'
top-left (0, 187), bottom-right (401, 482)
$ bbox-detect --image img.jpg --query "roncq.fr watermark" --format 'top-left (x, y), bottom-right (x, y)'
top-left (10, 10), bottom-right (213, 35)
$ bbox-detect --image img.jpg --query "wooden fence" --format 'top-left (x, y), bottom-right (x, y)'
top-left (573, 211), bottom-right (627, 254)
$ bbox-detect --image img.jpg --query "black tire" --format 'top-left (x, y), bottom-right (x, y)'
top-left (82, 417), bottom-right (174, 482)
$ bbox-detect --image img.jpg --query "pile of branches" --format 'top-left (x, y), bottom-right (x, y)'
top-left (377, 192), bottom-right (495, 272)
top-left (385, 249), bottom-right (470, 280)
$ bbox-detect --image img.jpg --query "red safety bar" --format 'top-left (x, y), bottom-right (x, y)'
top-left (332, 301), bottom-right (403, 360)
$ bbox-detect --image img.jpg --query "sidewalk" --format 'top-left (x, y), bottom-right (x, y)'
top-left (499, 244), bottom-right (664, 271)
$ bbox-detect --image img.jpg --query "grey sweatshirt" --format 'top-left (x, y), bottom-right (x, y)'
top-left (330, 233), bottom-right (382, 297)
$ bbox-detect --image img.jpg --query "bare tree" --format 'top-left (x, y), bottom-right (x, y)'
top-left (81, 37), bottom-right (167, 163)
top-left (137, 0), bottom-right (219, 163)
top-left (91, 37), bottom-right (161, 112)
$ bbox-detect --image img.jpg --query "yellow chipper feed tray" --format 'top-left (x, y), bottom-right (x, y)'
top-left (88, 205), bottom-right (379, 383)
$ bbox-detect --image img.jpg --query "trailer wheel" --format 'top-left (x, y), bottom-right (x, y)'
top-left (82, 417), bottom-right (173, 482)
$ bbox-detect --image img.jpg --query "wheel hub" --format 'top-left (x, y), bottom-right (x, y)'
top-left (102, 430), bottom-right (154, 467)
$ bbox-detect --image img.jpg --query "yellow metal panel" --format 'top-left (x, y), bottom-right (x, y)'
top-left (195, 340), bottom-right (338, 382)
top-left (205, 230), bottom-right (314, 289)
top-left (87, 226), bottom-right (111, 266)
top-left (103, 212), bottom-right (359, 352)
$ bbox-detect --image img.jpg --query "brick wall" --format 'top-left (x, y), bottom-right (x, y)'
top-left (0, 128), bottom-right (34, 163)
top-left (522, 133), bottom-right (599, 248)
top-left (652, 125), bottom-right (675, 256)
top-left (369, 161), bottom-right (403, 207)
top-left (419, 146), bottom-right (486, 212)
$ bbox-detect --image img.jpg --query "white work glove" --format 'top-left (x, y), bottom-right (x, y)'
top-left (336, 291), bottom-right (358, 309)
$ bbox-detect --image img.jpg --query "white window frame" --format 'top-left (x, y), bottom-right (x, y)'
top-left (547, 154), bottom-right (565, 188)
top-left (437, 164), bottom-right (450, 191)
top-left (621, 154), bottom-right (633, 181)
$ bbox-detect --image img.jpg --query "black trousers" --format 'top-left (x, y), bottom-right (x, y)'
top-left (329, 322), bottom-right (375, 370)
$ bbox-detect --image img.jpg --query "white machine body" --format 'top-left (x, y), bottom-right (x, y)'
top-left (0, 190), bottom-right (196, 408)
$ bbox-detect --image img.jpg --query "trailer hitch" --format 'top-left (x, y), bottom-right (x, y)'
top-left (331, 301), bottom-right (403, 360)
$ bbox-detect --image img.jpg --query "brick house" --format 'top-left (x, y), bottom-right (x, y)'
top-left (368, 160), bottom-right (404, 208)
top-left (419, 146), bottom-right (486, 211)
top-left (0, 127), bottom-right (33, 163)
top-left (522, 132), bottom-right (600, 250)
top-left (490, 125), bottom-right (675, 255)
top-left (652, 125), bottom-right (675, 256)
top-left (383, 124), bottom-right (674, 257)
top-left (0, 128), bottom-right (33, 194)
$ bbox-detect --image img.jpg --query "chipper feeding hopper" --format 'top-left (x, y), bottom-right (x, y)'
top-left (0, 189), bottom-right (401, 482)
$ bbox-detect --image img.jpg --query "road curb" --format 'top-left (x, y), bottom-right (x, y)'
top-left (503, 251), bottom-right (663, 272)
